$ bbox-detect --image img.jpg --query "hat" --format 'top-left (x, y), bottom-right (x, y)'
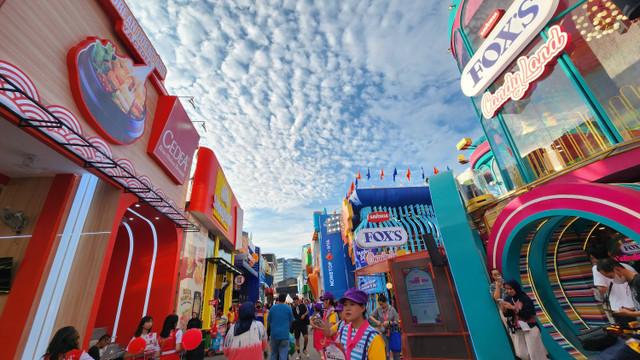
top-left (339, 288), bottom-right (368, 305)
top-left (313, 303), bottom-right (323, 311)
top-left (320, 292), bottom-right (334, 301)
top-left (335, 303), bottom-right (344, 312)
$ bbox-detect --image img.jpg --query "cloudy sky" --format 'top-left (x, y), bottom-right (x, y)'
top-left (128, 0), bottom-right (482, 258)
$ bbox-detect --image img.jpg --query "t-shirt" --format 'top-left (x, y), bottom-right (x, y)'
top-left (593, 264), bottom-right (635, 310)
top-left (292, 303), bottom-right (308, 325)
top-left (331, 323), bottom-right (386, 360)
top-left (87, 346), bottom-right (100, 360)
top-left (267, 303), bottom-right (294, 340)
top-left (629, 274), bottom-right (640, 309)
top-left (159, 329), bottom-right (183, 359)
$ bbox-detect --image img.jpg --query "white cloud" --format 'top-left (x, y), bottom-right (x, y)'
top-left (127, 0), bottom-right (481, 257)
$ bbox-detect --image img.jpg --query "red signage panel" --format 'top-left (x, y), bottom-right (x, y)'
top-left (479, 9), bottom-right (505, 38)
top-left (368, 211), bottom-right (390, 223)
top-left (189, 147), bottom-right (242, 248)
top-left (147, 96), bottom-right (200, 184)
top-left (99, 0), bottom-right (167, 80)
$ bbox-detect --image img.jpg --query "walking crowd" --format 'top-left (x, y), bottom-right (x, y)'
top-left (42, 288), bottom-right (401, 360)
top-left (222, 288), bottom-right (401, 360)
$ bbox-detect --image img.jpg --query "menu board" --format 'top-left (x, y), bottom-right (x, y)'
top-left (403, 267), bottom-right (442, 324)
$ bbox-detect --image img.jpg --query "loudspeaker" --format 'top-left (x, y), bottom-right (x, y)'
top-left (611, 0), bottom-right (640, 20)
top-left (423, 233), bottom-right (445, 267)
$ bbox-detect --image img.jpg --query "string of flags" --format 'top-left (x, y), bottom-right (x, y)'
top-left (346, 165), bottom-right (452, 198)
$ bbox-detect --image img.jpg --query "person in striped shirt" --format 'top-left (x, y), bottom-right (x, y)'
top-left (320, 288), bottom-right (386, 360)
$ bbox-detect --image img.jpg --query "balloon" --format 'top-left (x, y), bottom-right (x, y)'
top-left (182, 328), bottom-right (203, 351)
top-left (128, 337), bottom-right (146, 354)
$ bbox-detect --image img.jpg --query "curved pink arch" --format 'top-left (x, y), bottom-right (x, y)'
top-left (488, 183), bottom-right (640, 269)
top-left (469, 141), bottom-right (490, 169)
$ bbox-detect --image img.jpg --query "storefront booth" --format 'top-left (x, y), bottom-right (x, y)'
top-left (188, 146), bottom-right (243, 330)
top-left (439, 0), bottom-right (640, 358)
top-left (0, 1), bottom-right (200, 358)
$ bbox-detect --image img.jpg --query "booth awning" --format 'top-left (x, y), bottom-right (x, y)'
top-left (207, 257), bottom-right (242, 275)
top-left (355, 250), bottom-right (429, 276)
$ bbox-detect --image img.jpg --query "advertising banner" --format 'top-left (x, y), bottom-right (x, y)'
top-left (68, 37), bottom-right (151, 144)
top-left (354, 244), bottom-right (385, 294)
top-left (189, 147), bottom-right (241, 249)
top-left (177, 228), bottom-right (207, 330)
top-left (319, 214), bottom-right (349, 299)
top-left (147, 96), bottom-right (200, 184)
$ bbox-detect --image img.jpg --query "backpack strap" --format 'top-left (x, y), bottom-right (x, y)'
top-left (361, 330), bottom-right (377, 359)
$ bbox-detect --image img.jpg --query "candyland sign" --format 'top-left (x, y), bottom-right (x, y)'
top-left (355, 227), bottom-right (408, 249)
top-left (481, 25), bottom-right (570, 118)
top-left (460, 0), bottom-right (560, 97)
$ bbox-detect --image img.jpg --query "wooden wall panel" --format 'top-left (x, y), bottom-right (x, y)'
top-left (0, 177), bottom-right (53, 314)
top-left (52, 179), bottom-right (122, 343)
top-left (0, 0), bottom-right (185, 207)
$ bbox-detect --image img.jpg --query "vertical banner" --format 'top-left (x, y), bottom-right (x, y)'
top-left (319, 214), bottom-right (349, 299)
top-left (177, 228), bottom-right (207, 330)
top-left (353, 244), bottom-right (385, 294)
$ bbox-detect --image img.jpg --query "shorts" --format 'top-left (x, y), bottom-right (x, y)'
top-left (293, 323), bottom-right (308, 338)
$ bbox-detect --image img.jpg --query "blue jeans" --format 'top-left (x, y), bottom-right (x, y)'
top-left (270, 339), bottom-right (289, 360)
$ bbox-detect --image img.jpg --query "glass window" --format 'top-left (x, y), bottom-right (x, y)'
top-left (453, 30), bottom-right (472, 71)
top-left (493, 37), bottom-right (611, 181)
top-left (553, 4), bottom-right (640, 141)
top-left (482, 116), bottom-right (524, 189)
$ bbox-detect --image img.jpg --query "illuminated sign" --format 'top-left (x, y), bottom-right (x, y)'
top-left (481, 25), bottom-right (570, 118)
top-left (355, 227), bottom-right (408, 249)
top-left (367, 211), bottom-right (390, 223)
top-left (461, 0), bottom-right (559, 97)
top-left (212, 168), bottom-right (232, 231)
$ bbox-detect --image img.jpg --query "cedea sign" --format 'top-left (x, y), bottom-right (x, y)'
top-left (355, 227), bottom-right (408, 249)
top-left (460, 0), bottom-right (559, 97)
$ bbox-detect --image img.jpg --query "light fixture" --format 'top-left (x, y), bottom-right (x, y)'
top-left (447, 48), bottom-right (451, 53)
top-left (599, 226), bottom-right (606, 230)
top-left (177, 95), bottom-right (196, 109)
top-left (135, 203), bottom-right (141, 207)
top-left (129, 217), bottom-right (134, 221)
top-left (386, 282), bottom-right (393, 290)
top-left (155, 217), bottom-right (160, 220)
top-left (448, 5), bottom-right (456, 11)
top-left (192, 121), bottom-right (208, 133)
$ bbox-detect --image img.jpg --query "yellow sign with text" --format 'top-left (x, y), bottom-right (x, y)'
top-left (212, 168), bottom-right (232, 232)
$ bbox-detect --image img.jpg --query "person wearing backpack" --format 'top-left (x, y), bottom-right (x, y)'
top-left (319, 288), bottom-right (386, 360)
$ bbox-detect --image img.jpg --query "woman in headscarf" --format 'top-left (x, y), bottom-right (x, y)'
top-left (223, 302), bottom-right (267, 360)
top-left (500, 279), bottom-right (548, 360)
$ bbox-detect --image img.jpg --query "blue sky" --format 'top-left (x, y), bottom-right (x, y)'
top-left (128, 0), bottom-right (482, 258)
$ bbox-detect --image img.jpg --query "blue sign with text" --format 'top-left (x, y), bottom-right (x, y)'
top-left (319, 214), bottom-right (349, 299)
top-left (354, 244), bottom-right (385, 294)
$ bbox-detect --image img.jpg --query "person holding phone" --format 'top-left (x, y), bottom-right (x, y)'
top-left (500, 279), bottom-right (548, 360)
top-left (489, 268), bottom-right (507, 303)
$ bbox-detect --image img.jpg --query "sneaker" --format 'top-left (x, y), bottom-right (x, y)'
top-left (295, 355), bottom-right (301, 360)
top-left (303, 350), bottom-right (309, 357)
